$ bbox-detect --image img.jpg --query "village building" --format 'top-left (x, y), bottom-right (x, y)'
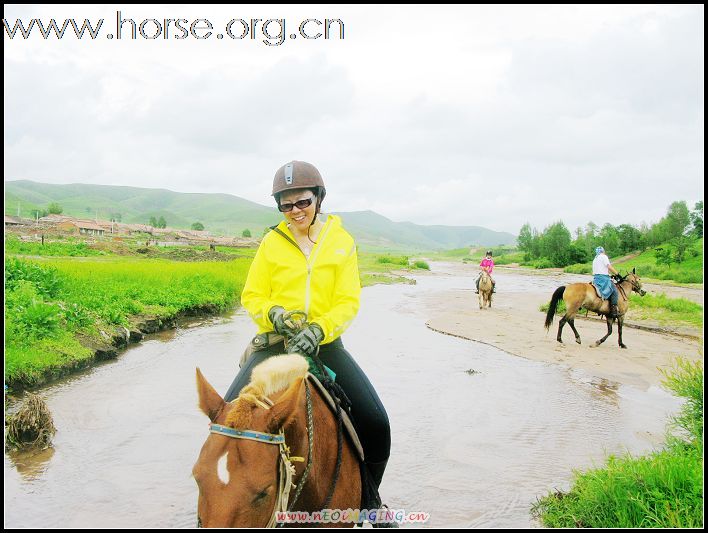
top-left (55, 219), bottom-right (106, 237)
top-left (4, 215), bottom-right (32, 227)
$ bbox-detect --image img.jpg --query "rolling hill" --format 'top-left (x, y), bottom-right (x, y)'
top-left (5, 180), bottom-right (516, 250)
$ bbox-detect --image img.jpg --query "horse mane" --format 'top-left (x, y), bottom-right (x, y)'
top-left (226, 354), bottom-right (309, 428)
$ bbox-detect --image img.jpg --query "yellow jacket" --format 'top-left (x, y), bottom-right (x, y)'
top-left (241, 214), bottom-right (360, 344)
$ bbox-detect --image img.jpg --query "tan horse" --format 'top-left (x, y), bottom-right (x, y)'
top-left (478, 271), bottom-right (493, 309)
top-left (193, 354), bottom-right (361, 527)
top-left (544, 269), bottom-right (646, 348)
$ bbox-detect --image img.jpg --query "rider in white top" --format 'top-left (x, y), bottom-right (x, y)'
top-left (592, 247), bottom-right (620, 318)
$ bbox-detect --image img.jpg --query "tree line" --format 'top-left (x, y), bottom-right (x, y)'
top-left (517, 200), bottom-right (703, 268)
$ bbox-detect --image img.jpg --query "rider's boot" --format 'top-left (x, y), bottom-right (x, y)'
top-left (361, 460), bottom-right (399, 527)
top-left (609, 304), bottom-right (620, 318)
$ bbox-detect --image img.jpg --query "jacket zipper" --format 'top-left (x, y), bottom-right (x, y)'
top-left (271, 218), bottom-right (333, 317)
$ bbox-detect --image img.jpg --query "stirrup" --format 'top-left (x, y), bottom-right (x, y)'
top-left (371, 504), bottom-right (400, 528)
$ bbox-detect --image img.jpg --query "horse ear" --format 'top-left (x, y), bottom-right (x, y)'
top-left (196, 367), bottom-right (226, 422)
top-left (632, 267), bottom-right (636, 274)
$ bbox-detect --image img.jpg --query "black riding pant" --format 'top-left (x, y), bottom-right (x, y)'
top-left (224, 337), bottom-right (391, 479)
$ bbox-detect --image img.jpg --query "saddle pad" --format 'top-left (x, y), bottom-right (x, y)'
top-left (307, 373), bottom-right (365, 462)
top-left (589, 281), bottom-right (605, 300)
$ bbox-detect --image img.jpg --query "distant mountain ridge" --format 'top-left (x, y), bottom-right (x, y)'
top-left (4, 180), bottom-right (516, 250)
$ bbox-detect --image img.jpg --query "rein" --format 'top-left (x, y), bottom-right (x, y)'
top-left (617, 282), bottom-right (628, 302)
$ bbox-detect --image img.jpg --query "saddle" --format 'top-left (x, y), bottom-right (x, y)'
top-left (240, 333), bottom-right (366, 460)
top-left (307, 372), bottom-right (365, 462)
top-left (589, 281), bottom-right (627, 302)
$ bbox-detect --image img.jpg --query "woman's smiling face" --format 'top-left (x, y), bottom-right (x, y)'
top-left (279, 188), bottom-right (317, 231)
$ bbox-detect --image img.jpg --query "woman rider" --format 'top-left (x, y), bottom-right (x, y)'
top-left (224, 160), bottom-right (391, 511)
top-left (475, 250), bottom-right (496, 293)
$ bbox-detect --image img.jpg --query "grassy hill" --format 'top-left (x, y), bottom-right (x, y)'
top-left (5, 180), bottom-right (516, 250)
top-left (564, 239), bottom-right (703, 284)
top-left (5, 180), bottom-right (280, 236)
top-left (614, 239), bottom-right (703, 284)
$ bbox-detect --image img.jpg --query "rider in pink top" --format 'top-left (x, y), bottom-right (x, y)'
top-left (475, 250), bottom-right (496, 293)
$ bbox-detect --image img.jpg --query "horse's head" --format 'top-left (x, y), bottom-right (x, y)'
top-left (623, 268), bottom-right (646, 296)
top-left (193, 356), bottom-right (309, 527)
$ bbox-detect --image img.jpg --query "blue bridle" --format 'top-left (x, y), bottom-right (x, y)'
top-left (209, 423), bottom-right (285, 445)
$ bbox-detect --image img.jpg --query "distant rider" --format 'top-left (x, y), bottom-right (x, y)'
top-left (592, 246), bottom-right (620, 318)
top-left (475, 250), bottom-right (496, 294)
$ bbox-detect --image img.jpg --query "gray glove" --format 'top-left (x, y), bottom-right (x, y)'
top-left (268, 306), bottom-right (289, 336)
top-left (287, 324), bottom-right (324, 357)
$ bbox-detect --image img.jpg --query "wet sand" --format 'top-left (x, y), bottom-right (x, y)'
top-left (424, 263), bottom-right (703, 390)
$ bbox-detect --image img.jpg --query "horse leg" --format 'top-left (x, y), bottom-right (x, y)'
top-left (618, 316), bottom-right (627, 349)
top-left (557, 316), bottom-right (567, 343)
top-left (568, 319), bottom-right (581, 345)
top-left (591, 316), bottom-right (613, 347)
top-left (479, 291), bottom-right (483, 309)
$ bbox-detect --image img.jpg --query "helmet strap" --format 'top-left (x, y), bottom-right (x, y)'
top-left (307, 190), bottom-right (323, 244)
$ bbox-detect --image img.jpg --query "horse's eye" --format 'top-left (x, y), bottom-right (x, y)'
top-left (252, 489), bottom-right (269, 505)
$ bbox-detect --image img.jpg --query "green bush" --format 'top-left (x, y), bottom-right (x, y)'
top-left (5, 281), bottom-right (62, 341)
top-left (5, 235), bottom-right (104, 257)
top-left (564, 263), bottom-right (592, 274)
top-left (413, 260), bottom-right (430, 270)
top-left (376, 255), bottom-right (409, 266)
top-left (661, 358), bottom-right (703, 446)
top-left (5, 257), bottom-right (63, 298)
top-left (534, 258), bottom-right (554, 269)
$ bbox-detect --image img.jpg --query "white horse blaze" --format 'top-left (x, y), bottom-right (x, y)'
top-left (217, 452), bottom-right (230, 485)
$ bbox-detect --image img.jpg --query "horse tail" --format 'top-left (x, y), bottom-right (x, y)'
top-left (544, 286), bottom-right (566, 330)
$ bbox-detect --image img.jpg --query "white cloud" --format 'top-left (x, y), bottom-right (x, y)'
top-left (3, 4), bottom-right (703, 234)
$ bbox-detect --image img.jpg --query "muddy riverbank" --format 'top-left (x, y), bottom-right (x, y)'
top-left (423, 262), bottom-right (703, 390)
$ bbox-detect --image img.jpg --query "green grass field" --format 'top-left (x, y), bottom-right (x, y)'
top-left (5, 256), bottom-right (251, 389)
top-left (4, 234), bottom-right (107, 257)
top-left (357, 251), bottom-right (428, 284)
top-left (628, 293), bottom-right (703, 327)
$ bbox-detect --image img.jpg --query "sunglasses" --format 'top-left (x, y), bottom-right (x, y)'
top-left (278, 196), bottom-right (315, 212)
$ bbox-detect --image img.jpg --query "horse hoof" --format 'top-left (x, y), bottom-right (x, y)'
top-left (575, 338), bottom-right (581, 345)
top-left (620, 344), bottom-right (627, 349)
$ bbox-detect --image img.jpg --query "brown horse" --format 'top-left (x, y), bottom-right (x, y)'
top-left (478, 271), bottom-right (493, 309)
top-left (193, 354), bottom-right (361, 527)
top-left (544, 269), bottom-right (646, 349)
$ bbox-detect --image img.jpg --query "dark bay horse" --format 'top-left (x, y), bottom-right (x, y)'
top-left (193, 354), bottom-right (361, 527)
top-left (544, 269), bottom-right (646, 348)
top-left (478, 271), bottom-right (493, 309)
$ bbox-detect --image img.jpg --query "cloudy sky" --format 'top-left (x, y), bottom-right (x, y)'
top-left (4, 4), bottom-right (704, 234)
